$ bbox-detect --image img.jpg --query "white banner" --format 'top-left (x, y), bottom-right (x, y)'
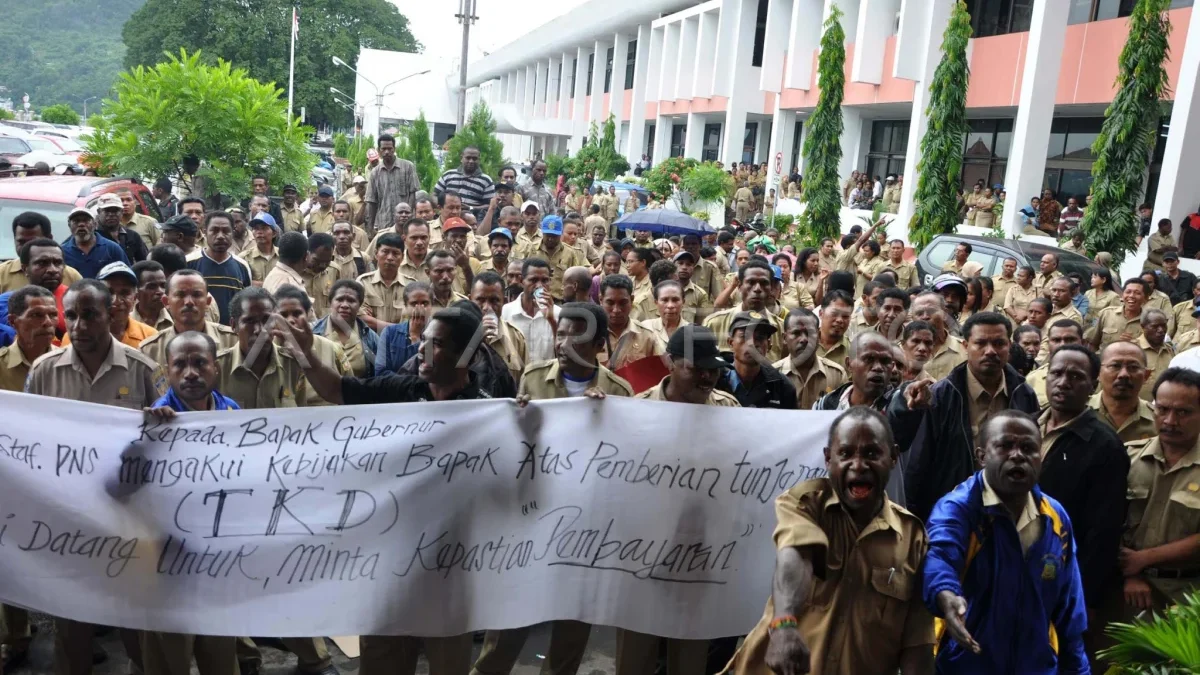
top-left (0, 391), bottom-right (833, 639)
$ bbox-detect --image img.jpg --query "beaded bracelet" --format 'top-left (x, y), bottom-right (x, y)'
top-left (768, 616), bottom-right (799, 632)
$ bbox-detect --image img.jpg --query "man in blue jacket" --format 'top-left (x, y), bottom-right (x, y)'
top-left (923, 409), bottom-right (1090, 675)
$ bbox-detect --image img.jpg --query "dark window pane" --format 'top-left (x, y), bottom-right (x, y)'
top-left (1047, 129), bottom-right (1067, 160)
top-left (1010, 0), bottom-right (1034, 31)
top-left (888, 158), bottom-right (907, 178)
top-left (961, 162), bottom-right (992, 189)
top-left (587, 53), bottom-right (595, 92)
top-left (752, 0), bottom-right (768, 67)
top-left (994, 126), bottom-right (1012, 159)
top-left (1063, 119), bottom-right (1103, 160)
top-left (1067, 0), bottom-right (1093, 24)
top-left (964, 121), bottom-right (994, 158)
top-left (570, 58), bottom-right (577, 94)
top-left (625, 40), bottom-right (637, 89)
top-left (1171, 0), bottom-right (1194, 8)
top-left (743, 122), bottom-right (758, 164)
top-left (1059, 169), bottom-right (1093, 202)
top-left (870, 121), bottom-right (893, 153)
top-left (890, 122), bottom-right (910, 153)
top-left (988, 163), bottom-right (1007, 189)
top-left (604, 47), bottom-right (614, 94)
top-left (1043, 168), bottom-right (1062, 194)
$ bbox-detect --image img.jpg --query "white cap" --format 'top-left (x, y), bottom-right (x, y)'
top-left (68, 206), bottom-right (94, 220)
top-left (522, 201), bottom-right (541, 213)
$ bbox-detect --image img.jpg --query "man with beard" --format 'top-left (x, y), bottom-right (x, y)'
top-left (814, 332), bottom-right (897, 412)
top-left (1090, 342), bottom-right (1157, 443)
top-left (890, 312), bottom-right (1040, 522)
top-left (922, 410), bottom-right (1089, 675)
top-left (716, 311), bottom-right (797, 409)
top-left (484, 225), bottom-right (515, 277)
top-left (62, 204), bottom-right (130, 278)
top-left (1023, 320), bottom-right (1084, 407)
top-left (726, 407), bottom-right (933, 675)
top-left (138, 270), bottom-right (238, 394)
top-left (368, 201), bottom-right (411, 260)
top-left (774, 308), bottom-right (846, 409)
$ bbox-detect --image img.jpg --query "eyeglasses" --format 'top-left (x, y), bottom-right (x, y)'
top-left (1102, 363), bottom-right (1145, 375)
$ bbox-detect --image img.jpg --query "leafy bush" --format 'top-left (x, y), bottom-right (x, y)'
top-left (445, 101), bottom-right (504, 178)
top-left (641, 156), bottom-right (697, 203)
top-left (681, 163), bottom-right (734, 202)
top-left (1100, 592), bottom-right (1200, 673)
top-left (690, 211), bottom-right (710, 221)
top-left (544, 153), bottom-right (574, 184)
top-left (401, 111), bottom-right (439, 192)
top-left (0, 109), bottom-right (13, 121)
top-left (40, 103), bottom-right (80, 125)
top-left (801, 6), bottom-right (846, 245)
top-left (767, 214), bottom-right (795, 232)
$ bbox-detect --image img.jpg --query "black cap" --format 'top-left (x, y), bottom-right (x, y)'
top-left (728, 311), bottom-right (778, 336)
top-left (1164, 251), bottom-right (1180, 262)
top-left (495, 179), bottom-right (515, 191)
top-left (282, 184), bottom-right (298, 193)
top-left (161, 214), bottom-right (198, 235)
top-left (666, 325), bottom-right (728, 369)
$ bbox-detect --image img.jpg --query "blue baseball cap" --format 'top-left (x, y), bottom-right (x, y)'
top-left (488, 227), bottom-right (514, 242)
top-left (541, 215), bottom-right (564, 235)
top-left (769, 264), bottom-right (784, 282)
top-left (249, 212), bottom-right (279, 231)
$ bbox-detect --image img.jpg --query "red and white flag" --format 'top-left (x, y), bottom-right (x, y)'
top-left (292, 6), bottom-right (299, 38)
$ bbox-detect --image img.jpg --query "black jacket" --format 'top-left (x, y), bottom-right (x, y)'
top-left (812, 381), bottom-right (894, 411)
top-left (1157, 268), bottom-right (1198, 305)
top-left (716, 362), bottom-right (797, 409)
top-left (888, 363), bottom-right (1040, 521)
top-left (396, 341), bottom-right (517, 399)
top-left (99, 226), bottom-right (148, 263)
top-left (1037, 408), bottom-right (1129, 609)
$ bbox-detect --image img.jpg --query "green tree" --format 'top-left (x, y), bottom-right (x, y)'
top-left (908, 1), bottom-right (972, 250)
top-left (85, 50), bottom-right (314, 202)
top-left (401, 112), bottom-right (441, 192)
top-left (801, 6), bottom-right (846, 245)
top-left (1080, 0), bottom-right (1172, 266)
top-left (445, 101), bottom-right (505, 179)
top-left (122, 0), bottom-right (420, 129)
top-left (40, 104), bottom-right (81, 125)
top-left (0, 109), bottom-right (13, 121)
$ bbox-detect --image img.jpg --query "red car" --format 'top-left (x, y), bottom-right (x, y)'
top-left (0, 176), bottom-right (162, 259)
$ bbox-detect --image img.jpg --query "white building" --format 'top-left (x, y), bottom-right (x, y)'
top-left (462, 0), bottom-right (1200, 238)
top-left (350, 49), bottom-right (460, 148)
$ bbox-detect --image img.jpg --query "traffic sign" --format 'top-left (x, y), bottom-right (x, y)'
top-left (774, 151), bottom-right (782, 175)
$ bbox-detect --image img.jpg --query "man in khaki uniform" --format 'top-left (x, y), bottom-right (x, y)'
top-left (275, 285), bottom-right (349, 406)
top-left (603, 185), bottom-right (620, 222)
top-left (1119, 367), bottom-right (1200, 616)
top-left (909, 292), bottom-right (965, 381)
top-left (0, 212), bottom-right (84, 293)
top-left (513, 216), bottom-right (587, 300)
top-left (733, 182), bottom-right (754, 223)
top-left (623, 192), bottom-right (640, 217)
top-left (619, 326), bottom-right (736, 675)
top-left (940, 242), bottom-right (971, 275)
top-left (883, 239), bottom-right (918, 289)
top-left (727, 407), bottom-right (933, 675)
top-left (774, 308), bottom-right (847, 409)
top-left (680, 234), bottom-right (723, 301)
top-left (1091, 342), bottom-right (1158, 443)
top-left (139, 270), bottom-right (238, 394)
top-left (466, 272), bottom-right (527, 384)
top-left (263, 232), bottom-right (310, 297)
top-left (330, 222), bottom-right (368, 281)
top-left (241, 214), bottom-right (281, 285)
top-left (706, 261), bottom-right (787, 362)
top-left (1143, 218), bottom-right (1177, 272)
top-left (1138, 310), bottom-right (1174, 401)
top-left (305, 186), bottom-right (336, 235)
top-left (597, 274), bottom-right (662, 371)
top-left (1033, 253), bottom-right (1063, 297)
top-left (1090, 279), bottom-right (1151, 352)
top-left (216, 286), bottom-right (307, 409)
top-left (812, 290), bottom-right (852, 369)
top-left (514, 202), bottom-right (544, 250)
top-left (341, 175), bottom-right (368, 231)
top-left (357, 231), bottom-right (409, 331)
top-left (118, 189), bottom-right (160, 249)
top-left (991, 258), bottom-right (1019, 312)
top-left (25, 280), bottom-right (156, 675)
top-left (671, 251), bottom-right (711, 323)
top-left (476, 303), bottom-right (632, 675)
top-left (1003, 266), bottom-right (1038, 324)
top-left (303, 233), bottom-right (338, 320)
top-left (366, 201), bottom-right (413, 260)
top-left (1043, 278), bottom-right (1084, 353)
top-left (397, 221), bottom-right (433, 287)
top-left (278, 184), bottom-right (305, 234)
top-left (426, 250), bottom-right (471, 310)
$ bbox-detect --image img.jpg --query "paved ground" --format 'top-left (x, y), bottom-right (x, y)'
top-left (14, 615), bottom-right (617, 675)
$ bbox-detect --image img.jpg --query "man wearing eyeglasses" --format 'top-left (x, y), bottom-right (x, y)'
top-left (1090, 342), bottom-right (1158, 443)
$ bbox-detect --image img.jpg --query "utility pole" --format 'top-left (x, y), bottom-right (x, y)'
top-left (455, 0), bottom-right (477, 131)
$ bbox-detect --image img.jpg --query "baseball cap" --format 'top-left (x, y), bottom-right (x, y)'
top-left (769, 264), bottom-right (785, 282)
top-left (352, 175), bottom-right (367, 185)
top-left (886, 175), bottom-right (896, 181)
top-left (495, 178), bottom-right (514, 191)
top-left (729, 311), bottom-right (779, 336)
top-left (541, 215), bottom-right (564, 235)
top-left (666, 325), bottom-right (728, 369)
top-left (96, 261), bottom-right (137, 284)
top-left (442, 217), bottom-right (471, 233)
top-left (318, 186), bottom-right (335, 197)
top-left (95, 193), bottom-right (123, 211)
top-left (282, 184), bottom-right (298, 193)
top-left (68, 206), bottom-right (94, 221)
top-left (672, 250), bottom-right (696, 263)
top-left (522, 201), bottom-right (541, 213)
top-left (367, 149), bottom-right (379, 161)
top-left (248, 212), bottom-right (279, 231)
top-left (1163, 251), bottom-right (1180, 262)
top-left (161, 214), bottom-right (199, 235)
top-left (931, 273), bottom-right (968, 292)
top-left (488, 227), bottom-right (514, 242)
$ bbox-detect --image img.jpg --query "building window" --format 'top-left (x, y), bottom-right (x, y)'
top-left (569, 58), bottom-right (577, 94)
top-left (670, 124), bottom-right (686, 158)
top-left (604, 47), bottom-right (614, 94)
top-left (963, 0), bottom-right (1034, 37)
top-left (961, 118), bottom-right (1012, 190)
top-left (790, 120), bottom-right (803, 177)
top-left (1068, 0), bottom-right (1187, 23)
top-left (555, 62), bottom-right (563, 100)
top-left (625, 40), bottom-right (637, 89)
top-left (1043, 117), bottom-right (1103, 201)
top-left (751, 0), bottom-right (768, 67)
top-left (646, 123), bottom-right (656, 159)
top-left (866, 120), bottom-right (909, 181)
top-left (702, 123), bottom-right (722, 161)
top-left (587, 53), bottom-right (595, 92)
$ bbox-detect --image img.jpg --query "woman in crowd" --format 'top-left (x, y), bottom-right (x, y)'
top-left (959, 277), bottom-right (984, 324)
top-left (771, 252), bottom-right (810, 310)
top-left (795, 247), bottom-right (826, 307)
top-left (1086, 268), bottom-right (1122, 318)
top-left (312, 279), bottom-right (379, 378)
top-left (376, 281), bottom-right (434, 376)
top-left (974, 186), bottom-right (997, 229)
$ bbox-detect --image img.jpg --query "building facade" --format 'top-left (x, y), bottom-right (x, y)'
top-left (464, 0), bottom-right (1200, 235)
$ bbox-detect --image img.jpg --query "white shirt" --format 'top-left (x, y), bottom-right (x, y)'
top-left (501, 297), bottom-right (562, 363)
top-left (1170, 345), bottom-right (1200, 373)
top-left (873, 180), bottom-right (883, 198)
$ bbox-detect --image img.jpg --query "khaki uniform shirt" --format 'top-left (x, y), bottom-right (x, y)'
top-left (925, 335), bottom-right (967, 381)
top-left (357, 270), bottom-right (407, 325)
top-left (332, 250), bottom-right (367, 281)
top-left (727, 480), bottom-right (933, 675)
top-left (856, 256), bottom-right (887, 297)
top-left (681, 283), bottom-right (711, 323)
top-left (0, 258), bottom-right (83, 294)
top-left (1146, 231), bottom-right (1175, 269)
top-left (263, 262), bottom-right (308, 297)
top-left (991, 275), bottom-right (1017, 311)
top-left (847, 312), bottom-right (879, 341)
top-left (451, 257), bottom-right (486, 296)
top-left (1033, 269), bottom-right (1063, 297)
top-left (777, 283), bottom-right (812, 312)
top-left (1087, 289), bottom-right (1122, 319)
top-left (1089, 392), bottom-right (1157, 443)
top-left (515, 227), bottom-right (543, 250)
top-left (25, 338), bottom-right (158, 410)
top-left (1093, 306), bottom-right (1145, 351)
top-left (636, 376), bottom-right (741, 406)
top-left (305, 207), bottom-right (335, 235)
top-left (131, 305), bottom-right (174, 332)
top-left (885, 260), bottom-right (919, 289)
top-left (1123, 435), bottom-right (1200, 604)
top-left (1147, 291), bottom-right (1176, 334)
top-left (584, 214), bottom-right (609, 238)
top-left (1004, 284), bottom-right (1038, 321)
top-left (512, 242), bottom-right (586, 299)
top-left (1138, 336), bottom-right (1175, 401)
top-left (241, 247), bottom-right (279, 284)
top-left (624, 196), bottom-right (640, 216)
top-left (773, 356), bottom-right (847, 410)
top-left (140, 321), bottom-right (238, 394)
top-left (834, 247), bottom-right (858, 274)
top-left (941, 259), bottom-right (964, 274)
top-left (340, 189), bottom-right (366, 229)
top-left (518, 359), bottom-right (634, 400)
top-left (430, 290), bottom-right (470, 310)
top-left (816, 337), bottom-right (851, 370)
top-left (279, 204), bottom-right (304, 234)
top-left (1176, 329), bottom-right (1199, 353)
top-left (597, 320), bottom-right (663, 371)
top-left (631, 275), bottom-right (657, 322)
top-left (966, 367), bottom-right (1010, 441)
top-left (487, 320), bottom-right (528, 384)
top-left (304, 266), bottom-right (339, 320)
top-left (0, 341), bottom-right (41, 393)
top-left (1041, 303), bottom-right (1085, 354)
top-left (1172, 301), bottom-right (1195, 340)
top-left (398, 258), bottom-right (430, 288)
top-left (1025, 364), bottom-right (1049, 409)
top-left (640, 317), bottom-right (688, 351)
top-left (704, 308), bottom-right (787, 362)
top-left (299, 335), bottom-right (350, 406)
top-left (216, 344), bottom-right (306, 409)
top-left (122, 212), bottom-right (161, 249)
top-left (366, 226), bottom-right (403, 260)
top-left (691, 259), bottom-right (723, 302)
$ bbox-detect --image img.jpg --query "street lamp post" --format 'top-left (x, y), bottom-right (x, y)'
top-left (331, 56), bottom-right (430, 139)
top-left (82, 96), bottom-right (98, 119)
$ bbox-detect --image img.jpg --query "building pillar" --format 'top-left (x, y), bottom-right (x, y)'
top-left (784, 0), bottom-right (823, 90)
top-left (695, 11), bottom-right (719, 98)
top-left (766, 103), bottom-right (798, 189)
top-left (611, 33), bottom-right (631, 126)
top-left (1001, 0), bottom-right (1070, 236)
top-left (759, 0), bottom-right (792, 92)
top-left (571, 46), bottom-right (592, 152)
top-left (720, 0), bottom-right (758, 165)
top-left (546, 56), bottom-right (560, 118)
top-left (894, 0), bottom-right (953, 229)
top-left (660, 22), bottom-right (681, 101)
top-left (795, 119), bottom-right (809, 174)
top-left (625, 25), bottom-right (654, 163)
top-left (852, 0), bottom-right (900, 84)
top-left (558, 52), bottom-right (573, 119)
top-left (590, 39), bottom-right (607, 126)
top-left (755, 119), bottom-right (772, 164)
top-left (838, 108), bottom-right (865, 180)
top-left (684, 112), bottom-right (707, 159)
top-left (1154, 1), bottom-right (1200, 234)
top-left (676, 16), bottom-right (700, 100)
top-left (654, 115), bottom-right (673, 163)
top-left (525, 65), bottom-right (537, 117)
top-left (535, 61), bottom-right (548, 117)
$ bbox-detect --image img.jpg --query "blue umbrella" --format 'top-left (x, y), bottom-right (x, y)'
top-left (614, 208), bottom-right (716, 236)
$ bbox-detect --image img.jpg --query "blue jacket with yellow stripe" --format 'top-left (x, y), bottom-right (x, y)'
top-left (922, 472), bottom-right (1090, 675)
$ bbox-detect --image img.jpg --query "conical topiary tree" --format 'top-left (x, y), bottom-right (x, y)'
top-left (799, 5), bottom-right (846, 245)
top-left (445, 101), bottom-right (505, 178)
top-left (908, 0), bottom-right (972, 250)
top-left (402, 111), bottom-right (441, 192)
top-left (1080, 0), bottom-right (1171, 266)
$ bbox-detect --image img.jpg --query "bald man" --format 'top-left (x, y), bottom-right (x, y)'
top-left (562, 266), bottom-right (594, 303)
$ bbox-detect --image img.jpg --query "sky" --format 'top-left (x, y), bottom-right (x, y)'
top-left (393, 0), bottom-right (590, 62)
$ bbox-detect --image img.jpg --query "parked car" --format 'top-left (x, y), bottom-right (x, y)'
top-left (915, 234), bottom-right (1106, 286)
top-left (36, 135), bottom-right (85, 161)
top-left (0, 176), bottom-right (161, 259)
top-left (0, 136), bottom-right (31, 166)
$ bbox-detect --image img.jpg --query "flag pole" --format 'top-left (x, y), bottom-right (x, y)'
top-left (287, 6), bottom-right (297, 126)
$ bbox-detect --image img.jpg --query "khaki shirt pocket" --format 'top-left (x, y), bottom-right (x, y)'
top-left (1164, 488), bottom-right (1200, 544)
top-left (870, 566), bottom-right (914, 626)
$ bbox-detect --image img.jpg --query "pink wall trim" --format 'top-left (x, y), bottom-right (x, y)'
top-left (622, 89), bottom-right (633, 121)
